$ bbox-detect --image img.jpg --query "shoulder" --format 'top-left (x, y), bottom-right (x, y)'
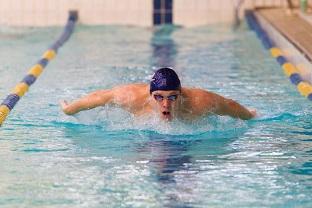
top-left (111, 83), bottom-right (149, 105)
top-left (182, 87), bottom-right (221, 100)
top-left (112, 83), bottom-right (148, 93)
top-left (181, 87), bottom-right (226, 114)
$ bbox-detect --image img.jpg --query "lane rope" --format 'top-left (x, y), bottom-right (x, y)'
top-left (245, 10), bottom-right (312, 101)
top-left (0, 11), bottom-right (78, 126)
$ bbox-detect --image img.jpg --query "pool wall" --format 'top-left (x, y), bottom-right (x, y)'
top-left (0, 0), bottom-right (300, 27)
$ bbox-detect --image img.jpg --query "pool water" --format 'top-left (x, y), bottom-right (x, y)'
top-left (0, 23), bottom-right (311, 207)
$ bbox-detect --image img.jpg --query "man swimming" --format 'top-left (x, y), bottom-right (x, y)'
top-left (61, 67), bottom-right (256, 121)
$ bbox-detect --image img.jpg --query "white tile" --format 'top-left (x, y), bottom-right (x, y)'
top-left (0, 0), bottom-right (296, 27)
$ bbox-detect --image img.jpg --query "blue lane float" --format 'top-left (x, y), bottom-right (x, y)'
top-left (0, 11), bottom-right (78, 126)
top-left (245, 10), bottom-right (312, 101)
top-left (276, 56), bottom-right (287, 66)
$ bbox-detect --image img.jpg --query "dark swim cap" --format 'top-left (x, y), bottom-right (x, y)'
top-left (150, 67), bottom-right (181, 94)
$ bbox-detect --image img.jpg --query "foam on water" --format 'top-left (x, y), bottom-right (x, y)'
top-left (67, 105), bottom-right (248, 136)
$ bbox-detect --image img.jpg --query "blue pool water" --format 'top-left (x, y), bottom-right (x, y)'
top-left (0, 24), bottom-right (312, 207)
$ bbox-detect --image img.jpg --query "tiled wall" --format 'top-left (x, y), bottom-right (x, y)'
top-left (0, 0), bottom-right (152, 27)
top-left (174, 0), bottom-right (239, 26)
top-left (0, 0), bottom-right (302, 27)
top-left (173, 0), bottom-right (300, 27)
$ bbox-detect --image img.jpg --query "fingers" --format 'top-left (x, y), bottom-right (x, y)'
top-left (60, 100), bottom-right (69, 111)
top-left (248, 108), bottom-right (257, 118)
top-left (60, 100), bottom-right (66, 107)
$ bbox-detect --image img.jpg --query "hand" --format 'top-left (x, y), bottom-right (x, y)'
top-left (249, 108), bottom-right (257, 118)
top-left (60, 100), bottom-right (70, 114)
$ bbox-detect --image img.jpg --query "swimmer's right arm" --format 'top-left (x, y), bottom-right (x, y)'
top-left (61, 90), bottom-right (113, 115)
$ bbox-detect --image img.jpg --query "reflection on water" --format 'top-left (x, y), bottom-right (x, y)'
top-left (63, 123), bottom-right (241, 207)
top-left (151, 25), bottom-right (178, 68)
top-left (135, 132), bottom-right (240, 207)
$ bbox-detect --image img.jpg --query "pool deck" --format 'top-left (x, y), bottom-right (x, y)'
top-left (256, 8), bottom-right (312, 62)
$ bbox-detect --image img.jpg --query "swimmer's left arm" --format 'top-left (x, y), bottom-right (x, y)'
top-left (222, 99), bottom-right (256, 120)
top-left (216, 96), bottom-right (256, 120)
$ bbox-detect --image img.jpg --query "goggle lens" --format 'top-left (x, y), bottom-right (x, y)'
top-left (153, 94), bottom-right (178, 101)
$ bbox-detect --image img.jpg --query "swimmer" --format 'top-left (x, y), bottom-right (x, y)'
top-left (60, 67), bottom-right (256, 121)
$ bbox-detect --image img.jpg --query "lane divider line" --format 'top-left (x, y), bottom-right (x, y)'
top-left (0, 11), bottom-right (78, 126)
top-left (245, 10), bottom-right (312, 101)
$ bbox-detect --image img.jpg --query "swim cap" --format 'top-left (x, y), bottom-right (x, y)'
top-left (150, 67), bottom-right (181, 94)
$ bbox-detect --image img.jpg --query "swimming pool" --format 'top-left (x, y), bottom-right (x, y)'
top-left (0, 23), bottom-right (311, 207)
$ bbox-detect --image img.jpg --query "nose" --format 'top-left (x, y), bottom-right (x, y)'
top-left (162, 99), bottom-right (171, 109)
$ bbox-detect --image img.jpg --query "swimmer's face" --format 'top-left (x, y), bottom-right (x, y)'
top-left (151, 90), bottom-right (181, 121)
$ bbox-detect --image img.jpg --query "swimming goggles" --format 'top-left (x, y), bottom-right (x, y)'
top-left (153, 94), bottom-right (179, 101)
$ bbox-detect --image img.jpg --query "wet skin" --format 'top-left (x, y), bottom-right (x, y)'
top-left (150, 90), bottom-right (181, 121)
top-left (60, 83), bottom-right (256, 121)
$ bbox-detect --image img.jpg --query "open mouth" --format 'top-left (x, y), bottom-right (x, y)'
top-left (162, 111), bottom-right (171, 116)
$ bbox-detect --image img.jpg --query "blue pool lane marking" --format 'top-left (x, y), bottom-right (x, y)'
top-left (153, 0), bottom-right (173, 25)
top-left (245, 10), bottom-right (312, 101)
top-left (0, 11), bottom-right (78, 126)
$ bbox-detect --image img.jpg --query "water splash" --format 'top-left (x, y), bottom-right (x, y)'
top-left (66, 106), bottom-right (248, 136)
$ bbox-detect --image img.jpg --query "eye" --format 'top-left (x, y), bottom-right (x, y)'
top-left (153, 94), bottom-right (164, 101)
top-left (167, 95), bottom-right (178, 101)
